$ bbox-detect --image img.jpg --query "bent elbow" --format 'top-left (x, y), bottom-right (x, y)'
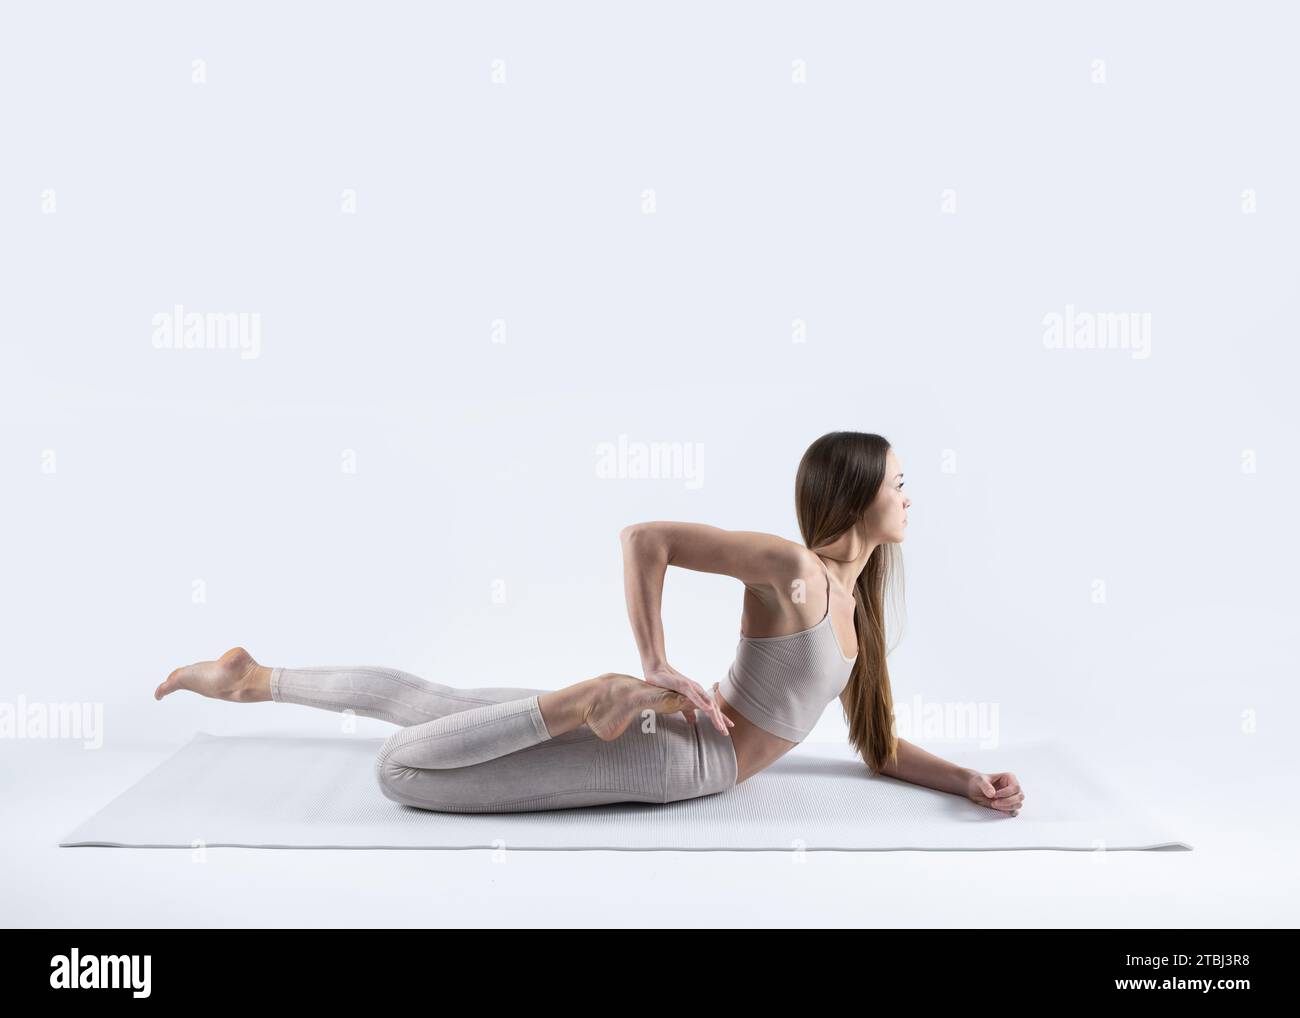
top-left (621, 523), bottom-right (669, 562)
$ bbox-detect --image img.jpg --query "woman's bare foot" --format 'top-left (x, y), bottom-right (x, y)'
top-left (581, 673), bottom-right (691, 742)
top-left (154, 646), bottom-right (272, 703)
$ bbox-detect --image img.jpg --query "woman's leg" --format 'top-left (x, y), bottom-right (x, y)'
top-left (373, 699), bottom-right (738, 813)
top-left (268, 663), bottom-right (550, 728)
top-left (156, 649), bottom-right (737, 814)
top-left (269, 663), bottom-right (732, 813)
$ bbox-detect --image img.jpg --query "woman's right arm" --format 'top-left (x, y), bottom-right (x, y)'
top-left (619, 524), bottom-right (673, 676)
top-left (619, 521), bottom-right (811, 732)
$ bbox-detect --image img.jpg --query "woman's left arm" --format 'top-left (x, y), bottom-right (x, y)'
top-left (878, 737), bottom-right (972, 796)
top-left (878, 737), bottom-right (1025, 815)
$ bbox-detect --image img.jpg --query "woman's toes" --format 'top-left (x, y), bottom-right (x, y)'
top-left (156, 663), bottom-right (206, 700)
top-left (154, 668), bottom-right (184, 700)
top-left (654, 689), bottom-right (691, 713)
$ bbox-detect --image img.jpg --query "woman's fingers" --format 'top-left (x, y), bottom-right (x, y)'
top-left (648, 672), bottom-right (731, 736)
top-left (683, 680), bottom-right (716, 717)
top-left (970, 772), bottom-right (1025, 814)
top-left (705, 684), bottom-right (733, 732)
top-left (681, 685), bottom-right (710, 712)
top-left (687, 689), bottom-right (728, 733)
top-left (710, 683), bottom-right (735, 729)
top-left (686, 681), bottom-right (729, 735)
top-left (991, 772), bottom-right (1021, 795)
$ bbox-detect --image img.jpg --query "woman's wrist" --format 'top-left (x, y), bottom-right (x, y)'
top-left (953, 766), bottom-right (979, 796)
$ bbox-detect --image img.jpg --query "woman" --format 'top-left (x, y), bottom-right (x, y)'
top-left (155, 431), bottom-right (1024, 817)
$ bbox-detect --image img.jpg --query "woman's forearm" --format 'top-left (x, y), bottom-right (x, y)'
top-left (620, 527), bottom-right (670, 670)
top-left (878, 737), bottom-right (973, 796)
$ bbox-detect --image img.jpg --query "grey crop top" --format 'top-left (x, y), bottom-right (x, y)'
top-left (716, 557), bottom-right (858, 742)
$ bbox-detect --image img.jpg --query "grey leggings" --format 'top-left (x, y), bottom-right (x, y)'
top-left (269, 665), bottom-right (738, 813)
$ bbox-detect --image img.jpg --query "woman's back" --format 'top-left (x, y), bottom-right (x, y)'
top-left (716, 553), bottom-right (858, 783)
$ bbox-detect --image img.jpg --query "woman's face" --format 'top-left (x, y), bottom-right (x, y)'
top-left (863, 448), bottom-right (910, 543)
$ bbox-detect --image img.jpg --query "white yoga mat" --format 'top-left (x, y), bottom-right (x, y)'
top-left (57, 732), bottom-right (1190, 852)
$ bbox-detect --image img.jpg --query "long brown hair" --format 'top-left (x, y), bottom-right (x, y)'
top-left (795, 431), bottom-right (905, 775)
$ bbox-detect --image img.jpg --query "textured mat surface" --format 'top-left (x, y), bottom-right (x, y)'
top-left (57, 732), bottom-right (1190, 851)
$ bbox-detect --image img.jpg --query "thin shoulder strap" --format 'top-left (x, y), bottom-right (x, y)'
top-left (816, 554), bottom-right (833, 624)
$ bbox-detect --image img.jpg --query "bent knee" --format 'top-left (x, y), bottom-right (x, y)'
top-left (375, 742), bottom-right (434, 808)
top-left (374, 749), bottom-right (485, 811)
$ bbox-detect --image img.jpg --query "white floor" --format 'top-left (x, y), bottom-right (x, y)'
top-left (4, 707), bottom-right (1295, 928)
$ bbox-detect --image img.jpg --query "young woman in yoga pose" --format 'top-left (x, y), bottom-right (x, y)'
top-left (155, 431), bottom-right (1024, 817)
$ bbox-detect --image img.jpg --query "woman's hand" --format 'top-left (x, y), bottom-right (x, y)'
top-left (643, 663), bottom-right (734, 736)
top-left (965, 770), bottom-right (1024, 816)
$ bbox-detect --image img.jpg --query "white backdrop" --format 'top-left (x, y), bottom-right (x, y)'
top-left (2, 2), bottom-right (1298, 923)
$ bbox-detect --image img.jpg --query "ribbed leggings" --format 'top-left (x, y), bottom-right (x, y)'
top-left (269, 665), bottom-right (738, 813)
